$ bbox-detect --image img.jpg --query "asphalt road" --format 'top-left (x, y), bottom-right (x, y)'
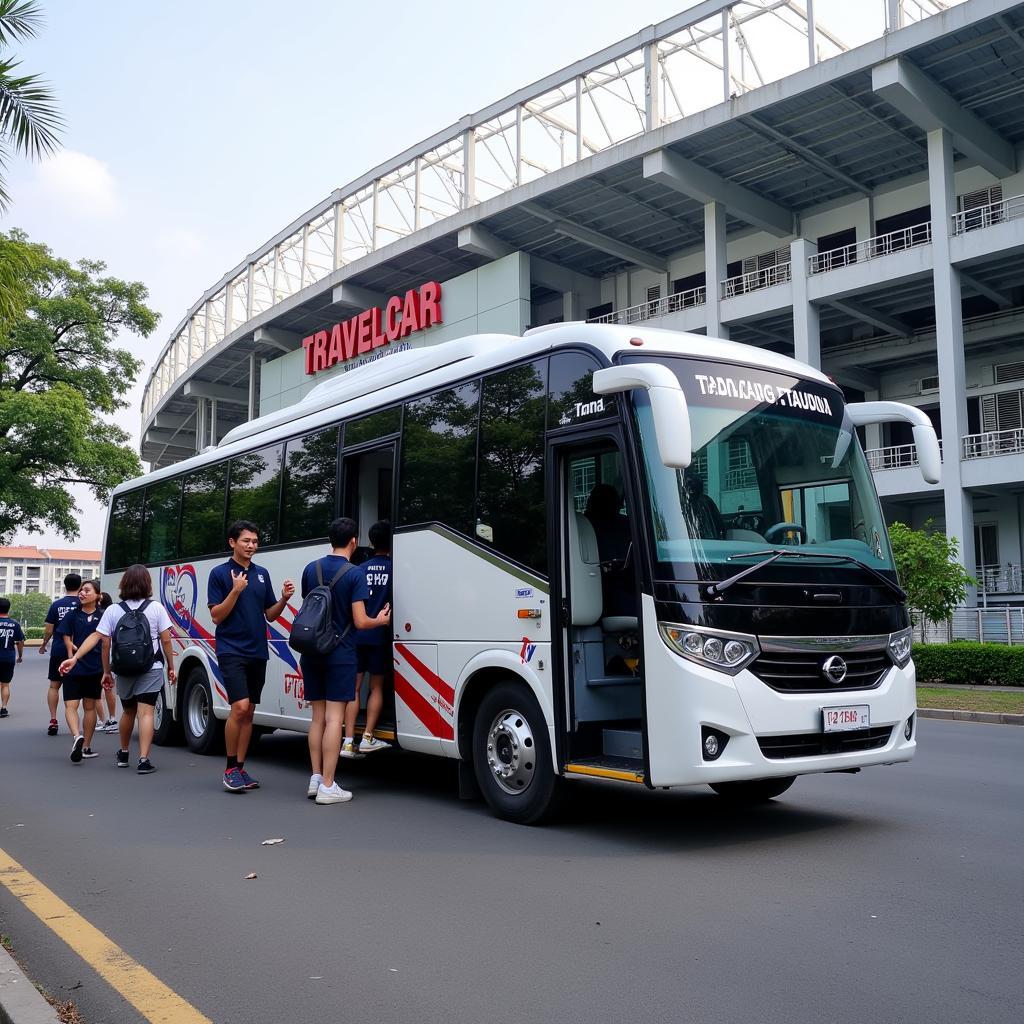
top-left (1, 655), bottom-right (1021, 1024)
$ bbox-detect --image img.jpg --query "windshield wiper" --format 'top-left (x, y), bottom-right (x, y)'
top-left (708, 548), bottom-right (906, 602)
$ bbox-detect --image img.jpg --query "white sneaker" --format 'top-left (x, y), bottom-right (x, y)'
top-left (339, 741), bottom-right (365, 760)
top-left (103, 719), bottom-right (118, 734)
top-left (307, 774), bottom-right (323, 799)
top-left (358, 735), bottom-right (391, 754)
top-left (315, 782), bottom-right (353, 805)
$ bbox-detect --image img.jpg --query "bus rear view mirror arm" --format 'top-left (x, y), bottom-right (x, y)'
top-left (593, 364), bottom-right (692, 469)
top-left (841, 401), bottom-right (942, 485)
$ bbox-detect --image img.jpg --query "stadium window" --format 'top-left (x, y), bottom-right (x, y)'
top-left (106, 490), bottom-right (145, 572)
top-left (477, 360), bottom-right (548, 573)
top-left (280, 426), bottom-right (340, 544)
top-left (548, 351), bottom-right (616, 430)
top-left (141, 478), bottom-right (182, 563)
top-left (180, 463), bottom-right (229, 559)
top-left (227, 444), bottom-right (284, 545)
top-left (399, 383), bottom-right (480, 537)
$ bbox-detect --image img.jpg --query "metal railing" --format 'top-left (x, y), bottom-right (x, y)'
top-left (864, 439), bottom-right (943, 472)
top-left (721, 261), bottom-right (791, 299)
top-left (915, 607), bottom-right (1024, 645)
top-left (951, 192), bottom-right (1024, 235)
top-left (808, 221), bottom-right (932, 275)
top-left (587, 286), bottom-right (706, 325)
top-left (977, 564), bottom-right (1024, 595)
top-left (961, 428), bottom-right (1024, 460)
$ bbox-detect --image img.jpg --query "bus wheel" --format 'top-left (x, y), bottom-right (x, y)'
top-left (709, 777), bottom-right (796, 803)
top-left (472, 681), bottom-right (558, 825)
top-left (182, 667), bottom-right (224, 755)
top-left (152, 686), bottom-right (183, 746)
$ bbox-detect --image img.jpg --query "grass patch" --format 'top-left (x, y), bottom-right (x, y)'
top-left (917, 687), bottom-right (1024, 714)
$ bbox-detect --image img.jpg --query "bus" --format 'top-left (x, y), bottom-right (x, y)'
top-left (103, 324), bottom-right (940, 823)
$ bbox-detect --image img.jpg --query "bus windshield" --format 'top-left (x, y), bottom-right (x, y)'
top-left (628, 355), bottom-right (894, 581)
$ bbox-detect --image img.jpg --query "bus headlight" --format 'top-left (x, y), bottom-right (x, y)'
top-left (888, 627), bottom-right (913, 668)
top-left (658, 623), bottom-right (759, 676)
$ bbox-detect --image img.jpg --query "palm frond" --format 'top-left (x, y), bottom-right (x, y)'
top-left (0, 59), bottom-right (62, 161)
top-left (0, 0), bottom-right (44, 47)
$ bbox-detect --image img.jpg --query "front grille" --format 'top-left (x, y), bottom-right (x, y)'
top-left (758, 726), bottom-right (893, 759)
top-left (750, 649), bottom-right (891, 693)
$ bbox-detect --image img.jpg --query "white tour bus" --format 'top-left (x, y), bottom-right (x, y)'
top-left (103, 324), bottom-right (940, 822)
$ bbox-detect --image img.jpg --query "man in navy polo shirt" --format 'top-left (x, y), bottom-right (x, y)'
top-left (208, 519), bottom-right (295, 793)
top-left (39, 573), bottom-right (83, 736)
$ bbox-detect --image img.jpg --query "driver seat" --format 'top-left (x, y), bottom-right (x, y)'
top-left (568, 512), bottom-right (638, 634)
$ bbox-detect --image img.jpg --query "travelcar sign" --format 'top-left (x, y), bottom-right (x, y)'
top-left (302, 281), bottom-right (442, 375)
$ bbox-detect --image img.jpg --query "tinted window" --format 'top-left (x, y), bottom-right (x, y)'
top-left (281, 427), bottom-right (339, 544)
top-left (180, 463), bottom-right (228, 559)
top-left (477, 361), bottom-right (547, 572)
top-left (141, 479), bottom-right (181, 563)
top-left (399, 383), bottom-right (479, 536)
top-left (548, 351), bottom-right (616, 429)
top-left (106, 490), bottom-right (144, 571)
top-left (227, 445), bottom-right (283, 544)
top-left (345, 407), bottom-right (401, 448)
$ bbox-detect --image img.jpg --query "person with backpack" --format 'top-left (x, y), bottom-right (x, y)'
top-left (293, 517), bottom-right (390, 805)
top-left (59, 564), bottom-right (176, 774)
top-left (54, 579), bottom-right (105, 762)
top-left (0, 597), bottom-right (25, 719)
top-left (208, 520), bottom-right (295, 793)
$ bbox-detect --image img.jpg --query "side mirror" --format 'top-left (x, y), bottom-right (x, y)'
top-left (843, 401), bottom-right (942, 485)
top-left (593, 363), bottom-right (692, 469)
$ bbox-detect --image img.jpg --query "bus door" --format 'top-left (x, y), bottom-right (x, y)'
top-left (548, 436), bottom-right (646, 776)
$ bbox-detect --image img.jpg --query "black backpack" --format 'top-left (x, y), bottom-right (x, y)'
top-left (288, 560), bottom-right (357, 657)
top-left (110, 600), bottom-right (156, 676)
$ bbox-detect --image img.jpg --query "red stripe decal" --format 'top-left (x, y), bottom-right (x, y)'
top-left (394, 643), bottom-right (455, 704)
top-left (214, 682), bottom-right (229, 703)
top-left (394, 670), bottom-right (454, 740)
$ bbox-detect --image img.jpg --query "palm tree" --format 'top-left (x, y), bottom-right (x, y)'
top-left (0, 0), bottom-right (62, 211)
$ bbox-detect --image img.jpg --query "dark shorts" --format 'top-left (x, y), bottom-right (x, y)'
top-left (356, 644), bottom-right (391, 676)
top-left (0, 662), bottom-right (14, 684)
top-left (218, 655), bottom-right (267, 706)
top-left (299, 657), bottom-right (356, 703)
top-left (122, 690), bottom-right (159, 708)
top-left (63, 673), bottom-right (103, 701)
top-left (48, 653), bottom-right (65, 683)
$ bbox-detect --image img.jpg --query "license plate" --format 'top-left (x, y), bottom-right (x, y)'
top-left (823, 704), bottom-right (870, 733)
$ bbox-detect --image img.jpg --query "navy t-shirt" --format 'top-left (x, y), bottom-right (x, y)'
top-left (300, 555), bottom-right (363, 665)
top-left (0, 616), bottom-right (25, 662)
top-left (208, 558), bottom-right (278, 660)
top-left (354, 555), bottom-right (391, 647)
top-left (55, 607), bottom-right (103, 676)
top-left (45, 596), bottom-right (80, 632)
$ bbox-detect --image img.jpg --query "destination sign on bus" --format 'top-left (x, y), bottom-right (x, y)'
top-left (303, 281), bottom-right (442, 375)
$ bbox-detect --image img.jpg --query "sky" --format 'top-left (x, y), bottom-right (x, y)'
top-left (1, 0), bottom-right (916, 549)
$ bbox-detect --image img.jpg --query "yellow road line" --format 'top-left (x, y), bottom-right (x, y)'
top-left (0, 846), bottom-right (212, 1024)
top-left (564, 763), bottom-right (645, 784)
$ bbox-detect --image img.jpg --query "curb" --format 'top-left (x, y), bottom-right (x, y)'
top-left (917, 708), bottom-right (1024, 726)
top-left (0, 944), bottom-right (60, 1024)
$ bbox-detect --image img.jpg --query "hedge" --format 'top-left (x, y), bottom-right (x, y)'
top-left (912, 642), bottom-right (1024, 686)
top-left (24, 627), bottom-right (45, 640)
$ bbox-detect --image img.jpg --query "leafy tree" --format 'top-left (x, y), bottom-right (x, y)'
top-left (889, 520), bottom-right (976, 633)
top-left (0, 229), bottom-right (159, 543)
top-left (1, 589), bottom-right (50, 625)
top-left (0, 0), bottom-right (62, 211)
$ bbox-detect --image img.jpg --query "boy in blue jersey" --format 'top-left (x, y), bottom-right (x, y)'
top-left (0, 597), bottom-right (25, 718)
top-left (301, 517), bottom-right (391, 805)
top-left (351, 519), bottom-right (393, 756)
top-left (39, 573), bottom-right (83, 735)
top-left (208, 520), bottom-right (295, 793)
top-left (55, 579), bottom-right (105, 762)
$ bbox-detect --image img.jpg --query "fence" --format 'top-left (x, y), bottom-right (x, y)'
top-left (914, 607), bottom-right (1024, 645)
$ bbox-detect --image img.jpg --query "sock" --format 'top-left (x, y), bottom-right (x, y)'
top-left (226, 755), bottom-right (238, 770)
top-left (363, 733), bottom-right (373, 742)
top-left (236, 762), bottom-right (244, 773)
top-left (344, 736), bottom-right (354, 746)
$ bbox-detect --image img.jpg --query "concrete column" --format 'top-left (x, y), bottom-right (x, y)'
top-left (927, 127), bottom-right (976, 582)
top-left (248, 352), bottom-right (258, 421)
top-left (645, 43), bottom-right (660, 131)
top-left (562, 291), bottom-right (580, 321)
top-left (704, 201), bottom-right (729, 339)
top-left (790, 238), bottom-right (820, 367)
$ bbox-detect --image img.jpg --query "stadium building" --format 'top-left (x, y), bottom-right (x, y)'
top-left (138, 0), bottom-right (1024, 633)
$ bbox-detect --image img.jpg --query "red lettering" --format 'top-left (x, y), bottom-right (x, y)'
top-left (370, 307), bottom-right (387, 349)
top-left (385, 296), bottom-right (402, 342)
top-left (341, 317), bottom-right (358, 361)
top-left (419, 281), bottom-right (442, 328)
top-left (356, 310), bottom-right (373, 353)
top-left (312, 330), bottom-right (329, 372)
top-left (327, 323), bottom-right (343, 367)
top-left (400, 289), bottom-right (420, 337)
top-left (302, 334), bottom-right (315, 375)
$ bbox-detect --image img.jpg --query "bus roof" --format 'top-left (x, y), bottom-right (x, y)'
top-left (115, 323), bottom-right (832, 494)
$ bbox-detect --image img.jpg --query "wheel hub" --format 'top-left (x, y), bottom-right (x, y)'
top-left (187, 682), bottom-right (209, 738)
top-left (486, 708), bottom-right (536, 795)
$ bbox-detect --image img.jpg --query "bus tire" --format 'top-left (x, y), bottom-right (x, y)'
top-left (152, 686), bottom-right (183, 747)
top-left (709, 776), bottom-right (796, 803)
top-left (472, 680), bottom-right (559, 825)
top-left (182, 667), bottom-right (224, 755)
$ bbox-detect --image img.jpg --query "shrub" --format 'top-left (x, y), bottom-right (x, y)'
top-left (24, 627), bottom-right (45, 640)
top-left (912, 643), bottom-right (1024, 686)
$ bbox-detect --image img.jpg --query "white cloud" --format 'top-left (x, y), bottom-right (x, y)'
top-left (34, 150), bottom-right (118, 217)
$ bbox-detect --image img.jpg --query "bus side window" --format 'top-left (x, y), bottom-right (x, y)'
top-left (227, 444), bottom-right (283, 544)
top-left (141, 478), bottom-right (182, 563)
top-left (180, 463), bottom-right (229, 559)
top-left (281, 426), bottom-right (339, 544)
top-left (106, 490), bottom-right (145, 572)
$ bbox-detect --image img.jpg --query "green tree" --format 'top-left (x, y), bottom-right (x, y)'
top-left (889, 520), bottom-right (976, 633)
top-left (0, 229), bottom-right (159, 543)
top-left (1, 589), bottom-right (50, 626)
top-left (0, 0), bottom-right (62, 211)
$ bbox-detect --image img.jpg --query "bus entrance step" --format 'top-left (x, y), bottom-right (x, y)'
top-left (564, 756), bottom-right (645, 784)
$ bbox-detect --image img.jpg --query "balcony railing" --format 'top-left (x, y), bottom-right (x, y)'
top-left (951, 192), bottom-right (1024, 235)
top-left (808, 221), bottom-right (932, 275)
top-left (977, 563), bottom-right (1024, 595)
top-left (961, 428), bottom-right (1024, 460)
top-left (587, 286), bottom-right (706, 325)
top-left (864, 439), bottom-right (943, 472)
top-left (721, 262), bottom-right (791, 299)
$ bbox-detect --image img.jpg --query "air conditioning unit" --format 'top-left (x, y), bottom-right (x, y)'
top-left (919, 375), bottom-right (940, 393)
